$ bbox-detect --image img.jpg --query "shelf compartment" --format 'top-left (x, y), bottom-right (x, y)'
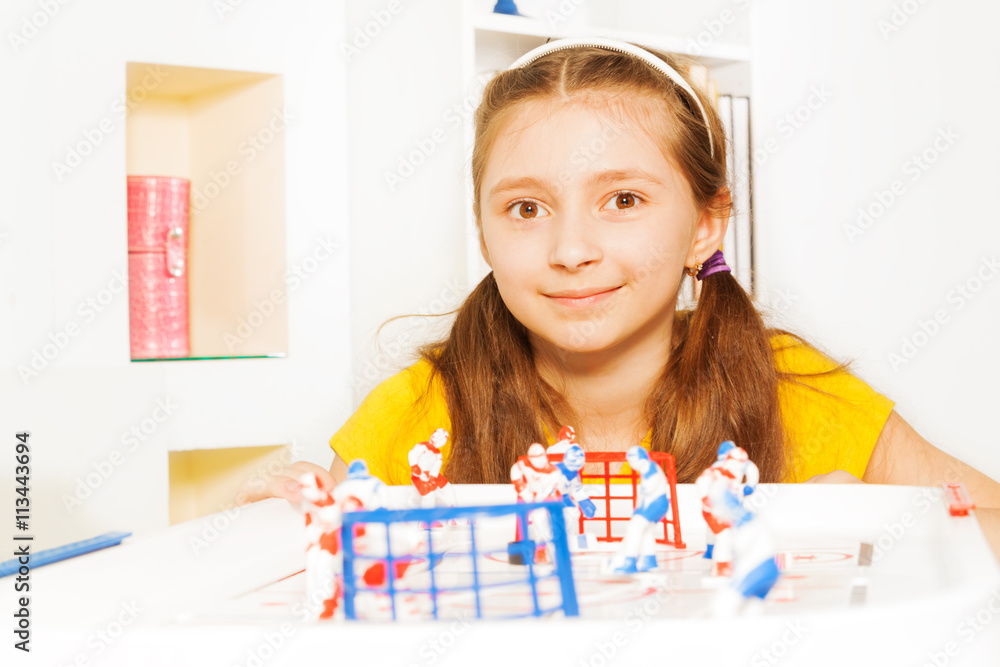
top-left (125, 62), bottom-right (289, 360)
top-left (168, 444), bottom-right (291, 524)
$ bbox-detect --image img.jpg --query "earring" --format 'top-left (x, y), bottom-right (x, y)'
top-left (685, 256), bottom-right (703, 277)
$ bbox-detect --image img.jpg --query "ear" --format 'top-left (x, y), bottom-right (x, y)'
top-left (686, 186), bottom-right (731, 268)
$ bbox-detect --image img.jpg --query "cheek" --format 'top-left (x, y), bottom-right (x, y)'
top-left (617, 233), bottom-right (689, 292)
top-left (623, 255), bottom-right (682, 299)
top-left (485, 232), bottom-right (540, 288)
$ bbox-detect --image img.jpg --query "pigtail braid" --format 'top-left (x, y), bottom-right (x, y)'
top-left (647, 271), bottom-right (785, 483)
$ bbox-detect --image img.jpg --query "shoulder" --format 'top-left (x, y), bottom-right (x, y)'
top-left (768, 333), bottom-right (895, 482)
top-left (363, 356), bottom-right (441, 404)
top-left (769, 332), bottom-right (840, 375)
top-left (329, 356), bottom-right (451, 484)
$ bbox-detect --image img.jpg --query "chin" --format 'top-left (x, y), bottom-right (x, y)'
top-left (552, 328), bottom-right (621, 355)
top-left (522, 315), bottom-right (623, 357)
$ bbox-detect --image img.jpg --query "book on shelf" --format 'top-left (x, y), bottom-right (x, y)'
top-left (690, 92), bottom-right (753, 304)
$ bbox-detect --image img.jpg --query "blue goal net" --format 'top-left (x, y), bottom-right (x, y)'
top-left (340, 501), bottom-right (579, 621)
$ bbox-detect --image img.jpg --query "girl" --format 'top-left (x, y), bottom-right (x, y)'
top-left (241, 38), bottom-right (1000, 555)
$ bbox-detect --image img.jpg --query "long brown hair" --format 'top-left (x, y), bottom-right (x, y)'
top-left (411, 44), bottom-right (837, 483)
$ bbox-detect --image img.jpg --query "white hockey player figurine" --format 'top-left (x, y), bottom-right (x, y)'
top-left (296, 471), bottom-right (343, 620)
top-left (334, 459), bottom-right (386, 512)
top-left (408, 428), bottom-right (458, 509)
top-left (612, 446), bottom-right (671, 574)
top-left (718, 440), bottom-right (759, 498)
top-left (708, 482), bottom-right (780, 617)
top-left (554, 444), bottom-right (597, 549)
top-left (697, 441), bottom-right (759, 577)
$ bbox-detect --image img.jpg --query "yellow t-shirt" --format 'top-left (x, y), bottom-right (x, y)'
top-left (330, 334), bottom-right (895, 484)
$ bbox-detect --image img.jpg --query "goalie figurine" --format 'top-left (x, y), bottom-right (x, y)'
top-left (554, 443), bottom-right (597, 549)
top-left (612, 445), bottom-right (671, 574)
top-left (408, 428), bottom-right (457, 509)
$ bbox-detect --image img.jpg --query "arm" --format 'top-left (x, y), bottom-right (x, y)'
top-left (330, 455), bottom-right (349, 486)
top-left (862, 411), bottom-right (1000, 502)
top-left (865, 412), bottom-right (1000, 561)
top-left (236, 459), bottom-right (339, 505)
top-left (811, 410), bottom-right (1000, 560)
top-left (511, 462), bottom-right (527, 494)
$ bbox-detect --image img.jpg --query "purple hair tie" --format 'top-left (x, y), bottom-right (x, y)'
top-left (696, 249), bottom-right (731, 280)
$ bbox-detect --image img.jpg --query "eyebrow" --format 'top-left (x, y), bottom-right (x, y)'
top-left (488, 168), bottom-right (665, 199)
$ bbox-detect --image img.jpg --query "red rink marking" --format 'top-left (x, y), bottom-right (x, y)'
top-left (780, 550), bottom-right (854, 566)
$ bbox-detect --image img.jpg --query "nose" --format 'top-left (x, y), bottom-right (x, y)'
top-left (548, 212), bottom-right (602, 271)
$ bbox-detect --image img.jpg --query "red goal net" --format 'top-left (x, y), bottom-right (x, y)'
top-left (551, 451), bottom-right (685, 549)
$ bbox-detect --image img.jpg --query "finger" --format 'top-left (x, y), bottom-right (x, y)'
top-left (269, 474), bottom-right (304, 502)
top-left (290, 462), bottom-right (337, 491)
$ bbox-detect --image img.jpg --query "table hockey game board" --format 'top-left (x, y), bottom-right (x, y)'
top-left (19, 482), bottom-right (1000, 667)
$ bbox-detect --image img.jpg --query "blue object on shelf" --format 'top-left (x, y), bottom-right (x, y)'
top-left (0, 532), bottom-right (131, 577)
top-left (493, 0), bottom-right (523, 16)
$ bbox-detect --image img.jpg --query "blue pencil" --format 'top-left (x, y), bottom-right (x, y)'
top-left (0, 532), bottom-right (131, 577)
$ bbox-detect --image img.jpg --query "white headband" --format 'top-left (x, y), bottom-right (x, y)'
top-left (506, 37), bottom-right (714, 158)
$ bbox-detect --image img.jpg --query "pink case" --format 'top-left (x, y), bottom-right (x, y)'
top-left (127, 176), bottom-right (190, 359)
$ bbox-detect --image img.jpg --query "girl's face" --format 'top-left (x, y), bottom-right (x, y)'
top-left (479, 97), bottom-right (724, 359)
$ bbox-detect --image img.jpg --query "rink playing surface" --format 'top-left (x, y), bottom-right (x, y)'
top-left (201, 538), bottom-right (871, 622)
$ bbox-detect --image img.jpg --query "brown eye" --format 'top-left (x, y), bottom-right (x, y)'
top-left (517, 202), bottom-right (538, 219)
top-left (604, 191), bottom-right (642, 211)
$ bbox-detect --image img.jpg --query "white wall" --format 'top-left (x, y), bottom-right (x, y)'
top-left (0, 0), bottom-right (352, 548)
top-left (750, 0), bottom-right (1000, 481)
top-left (344, 0), bottom-right (470, 405)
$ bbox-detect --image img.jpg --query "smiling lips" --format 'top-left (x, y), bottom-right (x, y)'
top-left (545, 286), bottom-right (622, 308)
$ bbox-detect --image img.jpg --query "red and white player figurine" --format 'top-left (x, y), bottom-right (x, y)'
top-left (696, 441), bottom-right (759, 577)
top-left (511, 443), bottom-right (561, 504)
top-left (509, 443), bottom-right (561, 562)
top-left (296, 471), bottom-right (343, 620)
top-left (408, 428), bottom-right (457, 509)
top-left (546, 425), bottom-right (578, 455)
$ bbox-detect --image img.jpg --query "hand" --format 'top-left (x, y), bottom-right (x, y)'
top-left (236, 460), bottom-right (336, 506)
top-left (578, 498), bottom-right (597, 519)
top-left (803, 470), bottom-right (865, 484)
